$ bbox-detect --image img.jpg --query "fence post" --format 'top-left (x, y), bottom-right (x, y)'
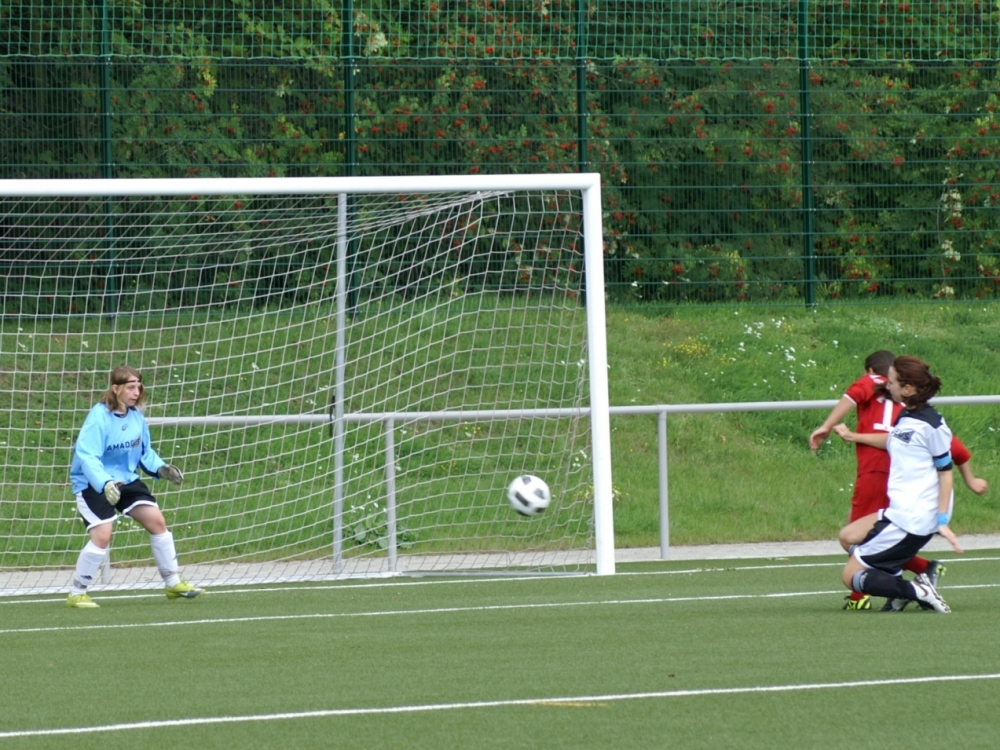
top-left (658, 409), bottom-right (670, 559)
top-left (99, 0), bottom-right (118, 318)
top-left (798, 0), bottom-right (816, 306)
top-left (342, 0), bottom-right (356, 178)
top-left (99, 0), bottom-right (113, 181)
top-left (575, 0), bottom-right (589, 174)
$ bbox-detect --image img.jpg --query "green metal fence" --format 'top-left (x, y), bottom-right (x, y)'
top-left (3, 1), bottom-right (1000, 306)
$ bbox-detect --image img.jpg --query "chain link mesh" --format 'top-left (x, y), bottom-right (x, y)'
top-left (3, 1), bottom-right (1000, 303)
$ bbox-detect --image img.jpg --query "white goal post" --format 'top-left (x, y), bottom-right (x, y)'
top-left (0, 174), bottom-right (614, 595)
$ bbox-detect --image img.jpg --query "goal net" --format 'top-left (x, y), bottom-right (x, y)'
top-left (0, 175), bottom-right (613, 595)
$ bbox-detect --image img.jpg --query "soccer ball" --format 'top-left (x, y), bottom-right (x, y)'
top-left (507, 474), bottom-right (551, 517)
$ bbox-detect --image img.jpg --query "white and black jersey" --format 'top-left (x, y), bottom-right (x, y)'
top-left (884, 405), bottom-right (953, 536)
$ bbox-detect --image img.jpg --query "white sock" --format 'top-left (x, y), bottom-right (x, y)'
top-left (71, 541), bottom-right (108, 595)
top-left (150, 531), bottom-right (181, 587)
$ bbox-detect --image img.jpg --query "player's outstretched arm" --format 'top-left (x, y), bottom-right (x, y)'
top-left (938, 524), bottom-right (964, 554)
top-left (958, 462), bottom-right (988, 495)
top-left (832, 423), bottom-right (889, 449)
top-left (810, 396), bottom-right (855, 451)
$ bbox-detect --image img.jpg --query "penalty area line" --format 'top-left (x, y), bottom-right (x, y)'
top-left (3, 673), bottom-right (1000, 739)
top-left (0, 590), bottom-right (859, 635)
top-left (3, 583), bottom-right (1000, 636)
top-left (6, 555), bottom-right (999, 606)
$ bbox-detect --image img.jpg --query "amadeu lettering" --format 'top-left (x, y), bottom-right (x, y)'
top-left (108, 436), bottom-right (142, 452)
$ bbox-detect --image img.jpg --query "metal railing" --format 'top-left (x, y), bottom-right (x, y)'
top-left (148, 394), bottom-right (1000, 566)
top-left (609, 396), bottom-right (1000, 559)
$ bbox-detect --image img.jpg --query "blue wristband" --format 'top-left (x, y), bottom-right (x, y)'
top-left (937, 512), bottom-right (950, 527)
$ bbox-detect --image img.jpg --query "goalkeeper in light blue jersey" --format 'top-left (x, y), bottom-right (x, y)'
top-left (70, 400), bottom-right (165, 494)
top-left (66, 365), bottom-right (205, 609)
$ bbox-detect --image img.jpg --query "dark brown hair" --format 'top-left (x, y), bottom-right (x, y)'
top-left (864, 349), bottom-right (895, 377)
top-left (892, 355), bottom-right (942, 410)
top-left (100, 365), bottom-right (146, 413)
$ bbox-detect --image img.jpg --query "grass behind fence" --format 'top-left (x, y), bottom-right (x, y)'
top-left (2, 301), bottom-right (999, 565)
top-left (1, 297), bottom-right (596, 567)
top-left (607, 303), bottom-right (1000, 547)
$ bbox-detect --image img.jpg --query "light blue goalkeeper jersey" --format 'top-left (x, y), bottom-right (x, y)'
top-left (70, 403), bottom-right (166, 494)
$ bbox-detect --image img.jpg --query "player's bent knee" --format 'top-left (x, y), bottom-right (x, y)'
top-left (838, 529), bottom-right (851, 552)
top-left (838, 525), bottom-right (858, 551)
top-left (129, 505), bottom-right (168, 535)
top-left (143, 521), bottom-right (168, 535)
top-left (89, 523), bottom-right (113, 548)
top-left (839, 512), bottom-right (878, 550)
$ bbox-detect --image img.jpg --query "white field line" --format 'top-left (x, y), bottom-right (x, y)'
top-left (0, 591), bottom-right (844, 634)
top-left (2, 672), bottom-right (1000, 739)
top-left (2, 582), bottom-right (999, 636)
top-left (3, 554), bottom-right (998, 607)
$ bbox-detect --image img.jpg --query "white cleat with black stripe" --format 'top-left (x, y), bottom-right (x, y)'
top-left (911, 574), bottom-right (950, 614)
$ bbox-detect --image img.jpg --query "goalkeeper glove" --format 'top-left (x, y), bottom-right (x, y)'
top-left (104, 481), bottom-right (121, 504)
top-left (158, 464), bottom-right (184, 485)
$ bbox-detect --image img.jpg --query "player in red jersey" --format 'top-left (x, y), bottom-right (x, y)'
top-left (811, 350), bottom-right (988, 610)
top-left (811, 350), bottom-right (900, 520)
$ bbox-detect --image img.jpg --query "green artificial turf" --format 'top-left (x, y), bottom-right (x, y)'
top-left (2, 552), bottom-right (999, 749)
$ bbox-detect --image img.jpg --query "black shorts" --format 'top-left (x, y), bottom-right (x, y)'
top-left (76, 479), bottom-right (158, 530)
top-left (851, 516), bottom-right (933, 576)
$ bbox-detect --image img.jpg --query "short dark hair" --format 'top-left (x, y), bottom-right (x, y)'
top-left (864, 350), bottom-right (895, 377)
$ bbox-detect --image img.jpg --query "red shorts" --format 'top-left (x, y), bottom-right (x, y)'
top-left (848, 472), bottom-right (890, 522)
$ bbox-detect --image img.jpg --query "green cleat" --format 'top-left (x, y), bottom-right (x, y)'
top-left (66, 593), bottom-right (99, 609)
top-left (924, 560), bottom-right (946, 588)
top-left (165, 581), bottom-right (205, 600)
top-left (842, 595), bottom-right (871, 610)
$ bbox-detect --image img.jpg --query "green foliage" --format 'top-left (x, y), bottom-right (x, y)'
top-left (4, 3), bottom-right (1000, 301)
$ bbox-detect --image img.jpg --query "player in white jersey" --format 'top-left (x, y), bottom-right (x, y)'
top-left (66, 365), bottom-right (204, 608)
top-left (832, 356), bottom-right (962, 613)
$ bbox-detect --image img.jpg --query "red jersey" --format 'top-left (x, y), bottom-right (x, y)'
top-left (952, 435), bottom-right (971, 466)
top-left (844, 373), bottom-right (901, 476)
top-left (844, 372), bottom-right (971, 475)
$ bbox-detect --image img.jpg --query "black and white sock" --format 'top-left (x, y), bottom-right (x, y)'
top-left (852, 569), bottom-right (917, 600)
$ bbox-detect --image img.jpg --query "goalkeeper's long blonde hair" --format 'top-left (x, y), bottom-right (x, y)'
top-left (101, 365), bottom-right (147, 413)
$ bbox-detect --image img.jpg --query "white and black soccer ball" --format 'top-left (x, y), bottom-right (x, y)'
top-left (507, 474), bottom-right (551, 517)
